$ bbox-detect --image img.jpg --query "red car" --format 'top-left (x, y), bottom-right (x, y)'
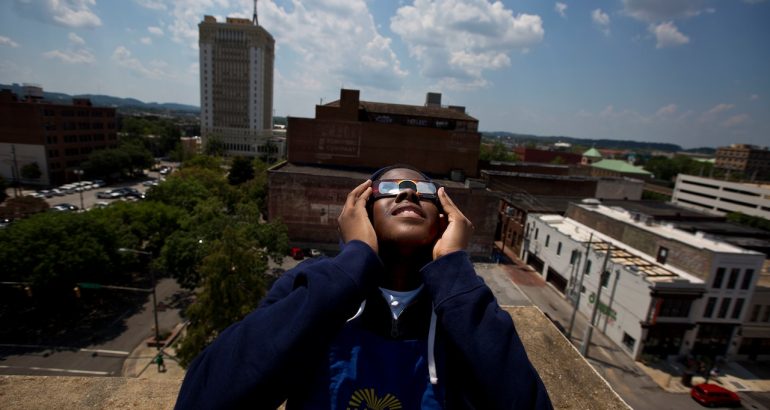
top-left (691, 383), bottom-right (741, 407)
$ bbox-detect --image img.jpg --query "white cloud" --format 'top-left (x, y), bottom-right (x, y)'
top-left (0, 36), bottom-right (20, 48)
top-left (591, 9), bottom-right (611, 36)
top-left (134, 0), bottom-right (167, 10)
top-left (140, 37), bottom-right (152, 45)
top-left (655, 103), bottom-right (678, 116)
top-left (167, 0), bottom-right (229, 49)
top-left (621, 0), bottom-right (708, 23)
top-left (390, 0), bottom-right (544, 89)
top-left (750, 94), bottom-right (759, 101)
top-left (43, 48), bottom-right (95, 64)
top-left (649, 21), bottom-right (689, 48)
top-left (698, 103), bottom-right (734, 122)
top-left (600, 105), bottom-right (615, 117)
top-left (68, 32), bottom-right (85, 45)
top-left (722, 113), bottom-right (749, 128)
top-left (112, 45), bottom-right (167, 79)
top-left (148, 26), bottom-right (164, 36)
top-left (555, 2), bottom-right (567, 18)
top-left (259, 0), bottom-right (407, 91)
top-left (13, 0), bottom-right (102, 28)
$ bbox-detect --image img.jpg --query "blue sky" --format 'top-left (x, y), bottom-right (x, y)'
top-left (0, 0), bottom-right (768, 149)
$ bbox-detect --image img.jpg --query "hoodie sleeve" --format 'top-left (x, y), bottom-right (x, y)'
top-left (421, 251), bottom-right (553, 410)
top-left (175, 241), bottom-right (383, 410)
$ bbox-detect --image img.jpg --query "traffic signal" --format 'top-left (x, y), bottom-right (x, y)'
top-left (74, 286), bottom-right (81, 298)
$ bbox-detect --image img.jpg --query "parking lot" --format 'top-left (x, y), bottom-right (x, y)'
top-left (17, 166), bottom-right (172, 212)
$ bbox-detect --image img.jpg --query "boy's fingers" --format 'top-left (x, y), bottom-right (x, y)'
top-left (345, 180), bottom-right (371, 209)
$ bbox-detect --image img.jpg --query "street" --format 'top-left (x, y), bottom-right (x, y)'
top-left (0, 278), bottom-right (183, 377)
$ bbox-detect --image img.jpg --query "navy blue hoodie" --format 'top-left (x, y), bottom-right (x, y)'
top-left (176, 241), bottom-right (552, 409)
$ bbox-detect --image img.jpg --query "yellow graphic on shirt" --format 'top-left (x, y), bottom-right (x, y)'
top-left (347, 388), bottom-right (403, 410)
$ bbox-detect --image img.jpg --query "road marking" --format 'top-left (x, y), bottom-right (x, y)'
top-left (0, 365), bottom-right (112, 376)
top-left (80, 348), bottom-right (130, 356)
top-left (0, 344), bottom-right (129, 356)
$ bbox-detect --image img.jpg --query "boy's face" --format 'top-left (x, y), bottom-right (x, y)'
top-left (371, 168), bottom-right (440, 247)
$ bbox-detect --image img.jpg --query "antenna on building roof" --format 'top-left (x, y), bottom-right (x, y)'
top-left (252, 0), bottom-right (258, 25)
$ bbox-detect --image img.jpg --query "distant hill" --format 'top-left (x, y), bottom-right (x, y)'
top-left (481, 131), bottom-right (685, 152)
top-left (0, 83), bottom-right (199, 113)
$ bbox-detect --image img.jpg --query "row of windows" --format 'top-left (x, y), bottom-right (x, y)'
top-left (712, 267), bottom-right (754, 290)
top-left (43, 109), bottom-right (107, 117)
top-left (703, 297), bottom-right (745, 319)
top-left (57, 134), bottom-right (112, 143)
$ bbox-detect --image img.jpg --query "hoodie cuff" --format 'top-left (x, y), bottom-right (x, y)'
top-left (420, 250), bottom-right (482, 307)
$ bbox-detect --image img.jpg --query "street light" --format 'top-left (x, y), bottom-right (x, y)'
top-left (118, 247), bottom-right (161, 350)
top-left (73, 169), bottom-right (84, 211)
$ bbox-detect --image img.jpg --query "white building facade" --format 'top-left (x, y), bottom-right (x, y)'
top-left (524, 204), bottom-right (765, 361)
top-left (672, 174), bottom-right (770, 219)
top-left (199, 15), bottom-right (274, 158)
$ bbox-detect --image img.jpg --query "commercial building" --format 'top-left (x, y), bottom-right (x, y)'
top-left (287, 89), bottom-right (481, 178)
top-left (0, 86), bottom-right (117, 186)
top-left (672, 174), bottom-right (770, 219)
top-left (524, 203), bottom-right (765, 361)
top-left (715, 144), bottom-right (770, 181)
top-left (199, 11), bottom-right (274, 158)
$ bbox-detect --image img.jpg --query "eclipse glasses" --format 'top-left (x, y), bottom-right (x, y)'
top-left (371, 179), bottom-right (439, 201)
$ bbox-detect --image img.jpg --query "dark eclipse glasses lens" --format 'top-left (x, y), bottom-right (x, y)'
top-left (372, 179), bottom-right (438, 200)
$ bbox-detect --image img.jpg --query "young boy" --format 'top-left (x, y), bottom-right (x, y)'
top-left (176, 165), bottom-right (552, 409)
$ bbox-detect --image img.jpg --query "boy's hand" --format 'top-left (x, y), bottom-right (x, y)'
top-left (433, 187), bottom-right (473, 259)
top-left (338, 180), bottom-right (378, 253)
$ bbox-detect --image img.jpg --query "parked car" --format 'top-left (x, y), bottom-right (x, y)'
top-left (309, 249), bottom-right (322, 257)
top-left (119, 187), bottom-right (145, 199)
top-left (96, 189), bottom-right (123, 199)
top-left (290, 247), bottom-right (304, 260)
top-left (690, 383), bottom-right (741, 407)
top-left (92, 179), bottom-right (106, 188)
top-left (91, 201), bottom-right (110, 210)
top-left (159, 165), bottom-right (171, 175)
top-left (51, 203), bottom-right (78, 212)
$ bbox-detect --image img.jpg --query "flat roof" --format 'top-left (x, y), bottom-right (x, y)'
top-left (324, 99), bottom-right (477, 122)
top-left (576, 204), bottom-right (763, 255)
top-left (536, 214), bottom-right (704, 284)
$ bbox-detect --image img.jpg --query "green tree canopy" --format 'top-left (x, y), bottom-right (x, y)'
top-left (228, 156), bottom-right (255, 185)
top-left (20, 162), bottom-right (42, 180)
top-left (480, 141), bottom-right (518, 162)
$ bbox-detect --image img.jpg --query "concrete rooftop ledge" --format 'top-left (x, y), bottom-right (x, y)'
top-left (0, 306), bottom-right (628, 409)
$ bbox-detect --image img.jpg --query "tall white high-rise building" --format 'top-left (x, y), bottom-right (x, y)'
top-left (198, 6), bottom-right (274, 157)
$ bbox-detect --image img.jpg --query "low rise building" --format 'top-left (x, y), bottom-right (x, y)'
top-left (525, 203), bottom-right (765, 361)
top-left (0, 86), bottom-right (117, 186)
top-left (715, 144), bottom-right (770, 181)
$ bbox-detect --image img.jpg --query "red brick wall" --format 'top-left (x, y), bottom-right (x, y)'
top-left (287, 117), bottom-right (480, 177)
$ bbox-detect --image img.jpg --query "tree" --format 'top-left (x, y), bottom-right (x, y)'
top-left (20, 162), bottom-right (42, 180)
top-left (480, 141), bottom-right (517, 162)
top-left (727, 212), bottom-right (770, 232)
top-left (0, 175), bottom-right (8, 203)
top-left (175, 225), bottom-right (272, 367)
top-left (204, 135), bottom-right (226, 156)
top-left (228, 156), bottom-right (255, 185)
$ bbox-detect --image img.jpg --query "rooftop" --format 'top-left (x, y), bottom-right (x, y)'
top-left (537, 214), bottom-right (704, 284)
top-left (577, 204), bottom-right (764, 256)
top-left (269, 162), bottom-right (468, 188)
top-left (591, 159), bottom-right (652, 175)
top-left (0, 307), bottom-right (629, 409)
top-left (324, 99), bottom-right (477, 122)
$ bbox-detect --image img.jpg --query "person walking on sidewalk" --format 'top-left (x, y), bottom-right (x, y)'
top-left (176, 164), bottom-right (552, 409)
top-left (154, 353), bottom-right (166, 373)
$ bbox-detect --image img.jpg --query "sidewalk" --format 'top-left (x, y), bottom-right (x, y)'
top-left (637, 358), bottom-right (770, 393)
top-left (122, 328), bottom-right (185, 382)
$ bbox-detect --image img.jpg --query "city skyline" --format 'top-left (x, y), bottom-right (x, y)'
top-left (0, 0), bottom-right (768, 149)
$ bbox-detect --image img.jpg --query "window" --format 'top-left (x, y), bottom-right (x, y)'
top-left (570, 250), bottom-right (579, 264)
top-left (712, 268), bottom-right (725, 288)
top-left (545, 235), bottom-right (550, 247)
top-left (622, 333), bottom-right (636, 351)
top-left (659, 298), bottom-right (692, 317)
top-left (703, 297), bottom-right (717, 318)
top-left (534, 228), bottom-right (538, 240)
top-left (726, 268), bottom-right (740, 289)
top-left (764, 306), bottom-right (770, 323)
top-left (556, 242), bottom-right (562, 255)
top-left (584, 259), bottom-right (592, 276)
top-left (750, 305), bottom-right (761, 322)
top-left (717, 298), bottom-right (731, 319)
top-left (741, 269), bottom-right (754, 290)
top-left (732, 299), bottom-right (745, 319)
top-left (600, 271), bottom-right (610, 288)
top-left (656, 246), bottom-right (668, 264)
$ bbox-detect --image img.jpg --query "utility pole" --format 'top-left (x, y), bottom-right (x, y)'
top-left (580, 241), bottom-right (613, 357)
top-left (567, 233), bottom-right (592, 339)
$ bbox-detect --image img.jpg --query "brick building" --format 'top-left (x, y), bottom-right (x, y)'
top-left (287, 89), bottom-right (480, 178)
top-left (268, 163), bottom-right (498, 256)
top-left (0, 86), bottom-right (117, 186)
top-left (513, 147), bottom-right (582, 165)
top-left (715, 144), bottom-right (770, 181)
